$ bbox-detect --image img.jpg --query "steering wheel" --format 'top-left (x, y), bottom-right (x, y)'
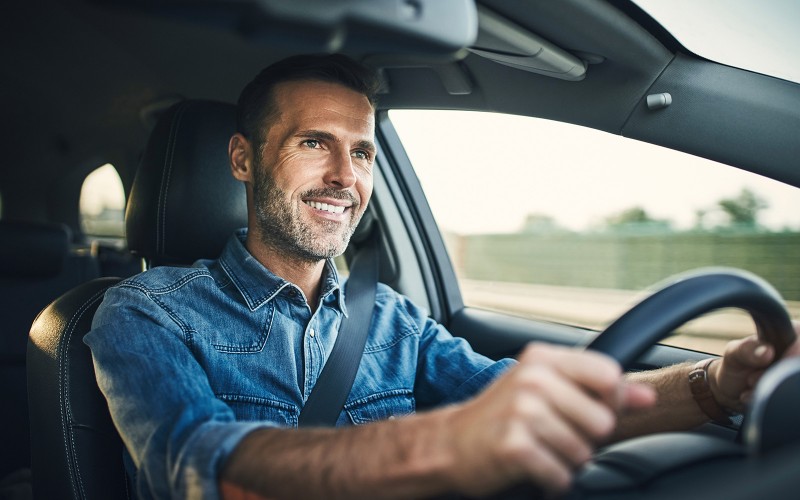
top-left (586, 267), bottom-right (796, 369)
top-left (497, 268), bottom-right (798, 500)
top-left (557, 268), bottom-right (798, 498)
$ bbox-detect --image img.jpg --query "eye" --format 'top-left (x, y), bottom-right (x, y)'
top-left (302, 139), bottom-right (320, 149)
top-left (352, 150), bottom-right (370, 161)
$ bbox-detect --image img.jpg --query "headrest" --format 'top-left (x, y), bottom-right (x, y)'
top-left (0, 220), bottom-right (70, 278)
top-left (126, 100), bottom-right (247, 265)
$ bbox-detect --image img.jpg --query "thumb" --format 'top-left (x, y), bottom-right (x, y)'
top-left (724, 336), bottom-right (773, 370)
top-left (750, 343), bottom-right (774, 367)
top-left (618, 382), bottom-right (656, 412)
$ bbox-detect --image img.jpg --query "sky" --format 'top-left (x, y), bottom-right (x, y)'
top-left (390, 110), bottom-right (800, 235)
top-left (634, 0), bottom-right (800, 84)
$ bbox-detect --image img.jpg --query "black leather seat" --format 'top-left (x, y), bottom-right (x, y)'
top-left (26, 100), bottom-right (247, 499)
top-left (0, 220), bottom-right (100, 479)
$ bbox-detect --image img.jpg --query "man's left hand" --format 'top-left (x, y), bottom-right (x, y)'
top-left (711, 321), bottom-right (800, 413)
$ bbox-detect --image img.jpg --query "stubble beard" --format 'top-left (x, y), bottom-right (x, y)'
top-left (251, 163), bottom-right (363, 263)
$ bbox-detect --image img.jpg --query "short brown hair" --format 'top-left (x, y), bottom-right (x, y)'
top-left (237, 54), bottom-right (382, 149)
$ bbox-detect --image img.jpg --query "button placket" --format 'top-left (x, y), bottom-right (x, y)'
top-left (302, 320), bottom-right (322, 400)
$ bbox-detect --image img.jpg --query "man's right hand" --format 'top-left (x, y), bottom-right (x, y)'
top-left (219, 344), bottom-right (656, 500)
top-left (444, 343), bottom-right (656, 496)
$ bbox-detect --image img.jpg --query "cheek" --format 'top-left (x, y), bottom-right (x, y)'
top-left (271, 152), bottom-right (320, 189)
top-left (356, 173), bottom-right (374, 205)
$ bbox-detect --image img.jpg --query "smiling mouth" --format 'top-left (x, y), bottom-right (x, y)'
top-left (304, 200), bottom-right (347, 214)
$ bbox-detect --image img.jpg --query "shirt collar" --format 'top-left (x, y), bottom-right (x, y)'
top-left (218, 229), bottom-right (346, 314)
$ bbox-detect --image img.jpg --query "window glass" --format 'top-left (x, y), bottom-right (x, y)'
top-left (79, 164), bottom-right (126, 239)
top-left (389, 110), bottom-right (800, 354)
top-left (633, 0), bottom-right (800, 84)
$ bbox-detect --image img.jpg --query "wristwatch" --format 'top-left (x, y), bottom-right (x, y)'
top-left (688, 358), bottom-right (732, 425)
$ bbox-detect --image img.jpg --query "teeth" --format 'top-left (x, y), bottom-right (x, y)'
top-left (306, 201), bottom-right (345, 214)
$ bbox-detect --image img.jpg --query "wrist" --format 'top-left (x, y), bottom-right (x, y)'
top-left (688, 359), bottom-right (732, 425)
top-left (433, 404), bottom-right (472, 493)
top-left (378, 407), bottom-right (463, 496)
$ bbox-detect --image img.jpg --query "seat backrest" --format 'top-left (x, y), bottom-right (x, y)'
top-left (27, 277), bottom-right (124, 499)
top-left (27, 100), bottom-right (246, 499)
top-left (0, 220), bottom-right (100, 478)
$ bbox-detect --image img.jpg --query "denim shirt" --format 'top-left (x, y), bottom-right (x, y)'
top-left (85, 229), bottom-right (513, 499)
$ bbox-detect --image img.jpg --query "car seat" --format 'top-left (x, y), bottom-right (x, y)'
top-left (0, 220), bottom-right (100, 479)
top-left (26, 100), bottom-right (246, 499)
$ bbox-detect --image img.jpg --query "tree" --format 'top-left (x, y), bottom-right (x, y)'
top-left (605, 207), bottom-right (651, 226)
top-left (603, 206), bottom-right (671, 232)
top-left (718, 188), bottom-right (768, 227)
top-left (520, 213), bottom-right (564, 234)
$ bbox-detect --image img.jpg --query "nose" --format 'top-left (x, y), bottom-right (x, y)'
top-left (323, 148), bottom-right (357, 189)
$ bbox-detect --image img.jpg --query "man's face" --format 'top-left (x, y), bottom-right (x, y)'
top-left (250, 79), bottom-right (376, 261)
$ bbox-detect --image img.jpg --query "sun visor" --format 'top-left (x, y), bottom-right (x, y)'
top-left (469, 6), bottom-right (587, 81)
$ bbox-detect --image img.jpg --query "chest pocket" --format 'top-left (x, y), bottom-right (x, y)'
top-left (221, 394), bottom-right (299, 427)
top-left (344, 389), bottom-right (415, 425)
top-left (208, 301), bottom-right (274, 353)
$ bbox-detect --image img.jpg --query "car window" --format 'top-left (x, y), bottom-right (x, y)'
top-left (389, 109), bottom-right (800, 355)
top-left (79, 163), bottom-right (126, 241)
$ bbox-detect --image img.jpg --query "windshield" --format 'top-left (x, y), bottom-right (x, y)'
top-left (633, 0), bottom-right (800, 84)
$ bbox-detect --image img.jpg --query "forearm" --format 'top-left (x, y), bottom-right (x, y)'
top-left (219, 407), bottom-right (459, 500)
top-left (613, 362), bottom-right (708, 441)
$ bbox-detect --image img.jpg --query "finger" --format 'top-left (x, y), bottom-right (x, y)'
top-left (506, 430), bottom-right (575, 493)
top-left (752, 344), bottom-right (773, 365)
top-left (724, 336), bottom-right (774, 370)
top-left (514, 363), bottom-right (617, 441)
top-left (746, 369), bottom-right (766, 387)
top-left (618, 382), bottom-right (657, 411)
top-left (524, 446), bottom-right (574, 493)
top-left (514, 394), bottom-right (594, 467)
top-left (520, 344), bottom-right (623, 406)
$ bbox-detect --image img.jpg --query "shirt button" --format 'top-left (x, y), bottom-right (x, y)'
top-left (287, 289), bottom-right (297, 297)
top-left (309, 328), bottom-right (315, 338)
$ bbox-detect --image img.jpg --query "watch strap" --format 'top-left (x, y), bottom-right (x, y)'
top-left (688, 358), bottom-right (732, 425)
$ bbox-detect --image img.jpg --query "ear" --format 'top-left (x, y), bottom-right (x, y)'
top-left (229, 133), bottom-right (253, 182)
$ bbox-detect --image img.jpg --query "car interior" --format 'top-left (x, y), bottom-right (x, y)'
top-left (1, 0), bottom-right (799, 498)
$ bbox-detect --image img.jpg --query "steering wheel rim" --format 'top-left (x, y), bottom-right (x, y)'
top-left (585, 267), bottom-right (796, 370)
top-left (495, 268), bottom-right (796, 499)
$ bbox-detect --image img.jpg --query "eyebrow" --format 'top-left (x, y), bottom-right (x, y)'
top-left (296, 129), bottom-right (376, 155)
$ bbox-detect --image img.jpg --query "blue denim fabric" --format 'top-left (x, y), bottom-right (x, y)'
top-left (85, 229), bottom-right (514, 499)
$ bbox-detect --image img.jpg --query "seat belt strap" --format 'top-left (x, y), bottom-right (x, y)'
top-left (298, 227), bottom-right (380, 427)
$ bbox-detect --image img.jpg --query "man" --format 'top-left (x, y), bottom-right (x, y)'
top-left (87, 54), bottom-right (799, 499)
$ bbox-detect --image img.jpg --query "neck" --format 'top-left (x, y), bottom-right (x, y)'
top-left (244, 233), bottom-right (327, 311)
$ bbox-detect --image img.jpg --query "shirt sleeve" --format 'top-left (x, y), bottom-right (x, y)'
top-left (85, 284), bottom-right (271, 499)
top-left (392, 294), bottom-right (515, 409)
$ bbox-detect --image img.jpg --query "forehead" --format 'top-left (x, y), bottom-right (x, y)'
top-left (271, 79), bottom-right (375, 136)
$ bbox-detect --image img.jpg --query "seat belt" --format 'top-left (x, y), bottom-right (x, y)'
top-left (298, 226), bottom-right (380, 427)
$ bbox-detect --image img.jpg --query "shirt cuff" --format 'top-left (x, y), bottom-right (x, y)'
top-left (175, 420), bottom-right (277, 500)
